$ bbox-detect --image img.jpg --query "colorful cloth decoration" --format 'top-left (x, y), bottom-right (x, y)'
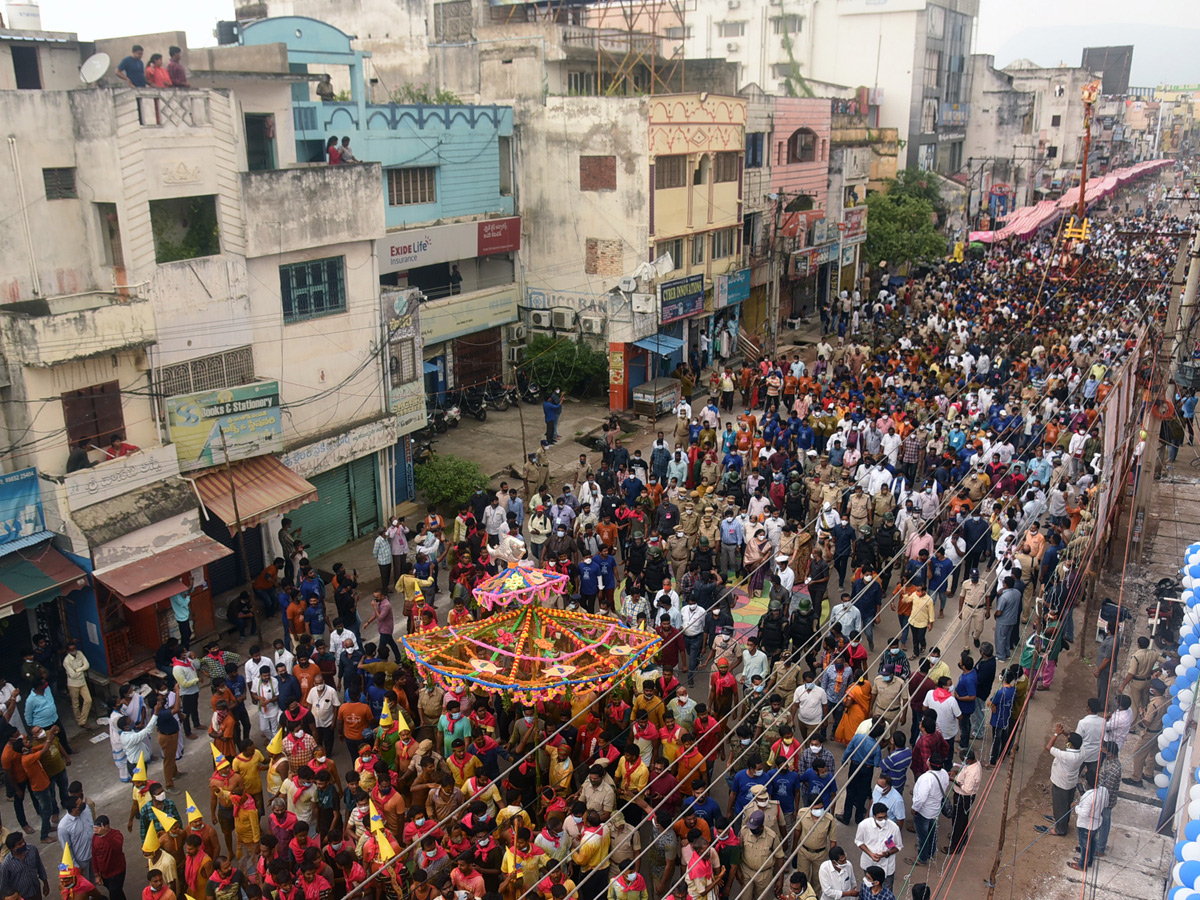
top-left (471, 561), bottom-right (570, 611)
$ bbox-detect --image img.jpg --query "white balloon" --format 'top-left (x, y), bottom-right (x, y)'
top-left (1184, 843), bottom-right (1200, 863)
top-left (1157, 772), bottom-right (1172, 787)
top-left (1189, 643), bottom-right (1200, 658)
top-left (1159, 752), bottom-right (1169, 766)
top-left (1164, 733), bottom-right (1177, 749)
top-left (1190, 800), bottom-right (1200, 821)
top-left (1183, 655), bottom-right (1198, 669)
top-left (1183, 690), bottom-right (1197, 707)
top-left (1180, 665), bottom-right (1190, 677)
top-left (1187, 576), bottom-right (1197, 590)
top-left (1176, 861), bottom-right (1186, 885)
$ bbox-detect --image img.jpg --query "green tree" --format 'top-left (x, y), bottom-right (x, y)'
top-left (414, 454), bottom-right (489, 510)
top-left (883, 168), bottom-right (947, 216)
top-left (862, 190), bottom-right (947, 269)
top-left (522, 334), bottom-right (609, 398)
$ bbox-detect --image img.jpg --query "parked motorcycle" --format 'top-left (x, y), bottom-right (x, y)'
top-left (427, 403), bottom-right (449, 434)
top-left (450, 388), bottom-right (488, 421)
top-left (483, 377), bottom-right (511, 412)
top-left (412, 438), bottom-right (436, 465)
top-left (445, 404), bottom-right (461, 428)
top-left (515, 370), bottom-right (542, 403)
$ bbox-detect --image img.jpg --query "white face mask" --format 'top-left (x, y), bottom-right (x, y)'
top-left (812, 808), bottom-right (825, 818)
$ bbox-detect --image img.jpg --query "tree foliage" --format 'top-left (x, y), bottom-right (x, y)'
top-left (885, 168), bottom-right (948, 216)
top-left (414, 454), bottom-right (489, 510)
top-left (863, 182), bottom-right (947, 269)
top-left (522, 334), bottom-right (609, 398)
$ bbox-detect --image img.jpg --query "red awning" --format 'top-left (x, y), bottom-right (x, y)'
top-left (96, 535), bottom-right (232, 599)
top-left (120, 578), bottom-right (188, 612)
top-left (195, 456), bottom-right (318, 535)
top-left (0, 544), bottom-right (88, 609)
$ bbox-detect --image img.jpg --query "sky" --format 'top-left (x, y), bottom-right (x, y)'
top-left (34, 0), bottom-right (1200, 88)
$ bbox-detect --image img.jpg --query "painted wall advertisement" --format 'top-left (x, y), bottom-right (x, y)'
top-left (609, 349), bottom-right (625, 386)
top-left (660, 274), bottom-right (705, 323)
top-left (64, 445), bottom-right (182, 512)
top-left (0, 467), bottom-right (44, 545)
top-left (381, 288), bottom-right (429, 434)
top-left (714, 269), bottom-right (751, 309)
top-left (165, 381), bottom-right (284, 472)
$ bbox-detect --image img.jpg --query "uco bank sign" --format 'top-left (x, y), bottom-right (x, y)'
top-left (378, 217), bottom-right (521, 271)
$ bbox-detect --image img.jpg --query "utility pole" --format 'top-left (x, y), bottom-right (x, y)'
top-left (219, 427), bottom-right (260, 636)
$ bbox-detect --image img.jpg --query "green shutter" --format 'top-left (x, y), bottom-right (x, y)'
top-left (349, 454), bottom-right (381, 539)
top-left (288, 466), bottom-right (352, 558)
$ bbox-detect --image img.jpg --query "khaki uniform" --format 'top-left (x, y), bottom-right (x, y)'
top-left (739, 825), bottom-right (784, 897)
top-left (847, 494), bottom-right (871, 529)
top-left (873, 491), bottom-right (895, 520)
top-left (697, 517), bottom-right (720, 552)
top-left (667, 533), bottom-right (691, 583)
top-left (870, 674), bottom-right (910, 728)
top-left (1123, 648), bottom-right (1158, 712)
top-left (770, 658), bottom-right (804, 698)
top-left (792, 807), bottom-right (836, 887)
top-left (959, 579), bottom-right (990, 643)
top-left (964, 473), bottom-right (988, 502)
top-left (757, 707), bottom-right (791, 758)
top-left (793, 532), bottom-right (815, 582)
top-left (1013, 551), bottom-right (1036, 622)
top-left (820, 483), bottom-right (841, 509)
top-left (681, 507), bottom-right (701, 543)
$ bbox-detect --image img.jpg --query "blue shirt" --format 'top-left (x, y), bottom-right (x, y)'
top-left (879, 749), bottom-right (912, 793)
top-left (596, 555), bottom-right (617, 589)
top-left (990, 685), bottom-right (1016, 729)
top-left (871, 785), bottom-right (906, 822)
top-left (117, 54), bottom-right (146, 86)
top-left (955, 669), bottom-right (978, 715)
top-left (797, 767), bottom-right (838, 805)
top-left (929, 557), bottom-right (955, 592)
top-left (578, 558), bottom-right (601, 595)
top-left (769, 769), bottom-right (801, 814)
top-left (842, 733), bottom-right (882, 767)
top-left (169, 591), bottom-right (191, 622)
top-left (25, 689), bottom-right (57, 728)
top-left (720, 518), bottom-right (744, 546)
top-left (304, 603), bottom-right (327, 636)
top-left (730, 768), bottom-right (772, 815)
top-left (681, 794), bottom-right (722, 825)
top-left (543, 398), bottom-right (562, 423)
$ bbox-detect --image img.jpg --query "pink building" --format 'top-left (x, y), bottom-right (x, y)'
top-left (770, 97), bottom-right (831, 239)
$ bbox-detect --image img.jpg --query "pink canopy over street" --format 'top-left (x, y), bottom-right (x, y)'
top-left (969, 159), bottom-right (1174, 244)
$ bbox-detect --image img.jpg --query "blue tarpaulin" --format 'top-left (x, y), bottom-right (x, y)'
top-left (634, 334), bottom-right (685, 355)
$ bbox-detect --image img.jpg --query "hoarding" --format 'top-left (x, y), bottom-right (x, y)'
top-left (165, 382), bottom-right (283, 472)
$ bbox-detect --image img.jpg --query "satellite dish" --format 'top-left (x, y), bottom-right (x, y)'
top-left (79, 52), bottom-right (110, 85)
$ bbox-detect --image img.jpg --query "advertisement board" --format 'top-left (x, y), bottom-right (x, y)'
top-left (715, 269), bottom-right (751, 309)
top-left (842, 206), bottom-right (868, 243)
top-left (660, 274), bottom-right (705, 323)
top-left (0, 468), bottom-right (44, 545)
top-left (65, 446), bottom-right (181, 511)
top-left (378, 217), bottom-right (521, 272)
top-left (381, 288), bottom-right (429, 433)
top-left (166, 381), bottom-right (283, 472)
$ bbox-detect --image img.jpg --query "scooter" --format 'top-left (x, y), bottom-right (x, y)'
top-left (445, 404), bottom-right (461, 428)
top-left (516, 370), bottom-right (542, 403)
top-left (412, 437), bottom-right (436, 465)
top-left (427, 404), bottom-right (449, 434)
top-left (451, 388), bottom-right (488, 421)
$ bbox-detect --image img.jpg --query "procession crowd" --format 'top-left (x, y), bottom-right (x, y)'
top-left (4, 204), bottom-right (1191, 900)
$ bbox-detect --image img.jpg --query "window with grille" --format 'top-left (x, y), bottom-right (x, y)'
top-left (656, 238), bottom-right (684, 270)
top-left (787, 128), bottom-right (818, 164)
top-left (280, 257), bottom-right (347, 323)
top-left (714, 152), bottom-right (740, 183)
top-left (655, 155), bottom-right (687, 189)
top-left (42, 168), bottom-right (77, 200)
top-left (710, 228), bottom-right (736, 259)
top-left (386, 167), bottom-right (437, 206)
top-left (158, 346), bottom-right (255, 398)
top-left (568, 71), bottom-right (596, 96)
top-left (771, 15), bottom-right (801, 34)
top-left (61, 381), bottom-right (125, 448)
top-left (664, 25), bottom-right (693, 39)
top-left (390, 336), bottom-right (419, 388)
top-left (717, 21), bottom-right (745, 37)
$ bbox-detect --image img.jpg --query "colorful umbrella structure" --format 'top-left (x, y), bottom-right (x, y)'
top-left (471, 561), bottom-right (570, 611)
top-left (403, 565), bottom-right (660, 701)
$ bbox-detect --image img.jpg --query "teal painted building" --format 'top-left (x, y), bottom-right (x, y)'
top-left (239, 17), bottom-right (515, 231)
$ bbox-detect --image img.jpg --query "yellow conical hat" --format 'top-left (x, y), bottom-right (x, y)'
top-left (368, 800), bottom-right (385, 833)
top-left (266, 728), bottom-right (284, 755)
top-left (142, 826), bottom-right (160, 854)
top-left (184, 791), bottom-right (202, 824)
top-left (396, 706), bottom-right (412, 733)
top-left (379, 700), bottom-right (394, 730)
top-left (151, 806), bottom-right (179, 833)
top-left (131, 751), bottom-right (148, 782)
top-left (211, 744), bottom-right (230, 768)
top-left (59, 844), bottom-right (73, 876)
top-left (376, 834), bottom-right (396, 863)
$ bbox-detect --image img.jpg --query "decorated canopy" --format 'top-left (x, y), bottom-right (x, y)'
top-left (471, 562), bottom-right (569, 610)
top-left (402, 563), bottom-right (660, 700)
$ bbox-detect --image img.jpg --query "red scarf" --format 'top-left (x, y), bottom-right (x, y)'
top-left (185, 852), bottom-right (211, 891)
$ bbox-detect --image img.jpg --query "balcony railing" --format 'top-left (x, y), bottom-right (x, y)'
top-left (561, 24), bottom-right (661, 55)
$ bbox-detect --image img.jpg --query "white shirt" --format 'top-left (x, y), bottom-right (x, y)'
top-left (792, 685), bottom-right (828, 725)
top-left (854, 817), bottom-right (902, 876)
top-left (306, 684), bottom-right (341, 728)
top-left (329, 628), bottom-right (359, 660)
top-left (818, 859), bottom-right (857, 900)
top-left (1075, 787), bottom-right (1109, 830)
top-left (924, 693), bottom-right (962, 739)
top-left (911, 769), bottom-right (950, 818)
top-left (244, 657), bottom-right (271, 685)
top-left (681, 603), bottom-right (707, 637)
top-left (741, 649), bottom-right (770, 686)
top-left (778, 566), bottom-right (795, 593)
top-left (1049, 745), bottom-right (1083, 789)
top-left (274, 648), bottom-right (296, 674)
top-left (1075, 713), bottom-right (1105, 763)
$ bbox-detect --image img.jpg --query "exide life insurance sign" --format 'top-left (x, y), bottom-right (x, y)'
top-left (378, 217), bottom-right (521, 271)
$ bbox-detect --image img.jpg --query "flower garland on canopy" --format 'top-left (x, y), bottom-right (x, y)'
top-left (401, 563), bottom-right (661, 702)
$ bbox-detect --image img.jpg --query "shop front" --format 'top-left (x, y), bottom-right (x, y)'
top-left (0, 538), bottom-right (91, 683)
top-left (709, 268), bottom-right (750, 367)
top-left (610, 274), bottom-right (703, 412)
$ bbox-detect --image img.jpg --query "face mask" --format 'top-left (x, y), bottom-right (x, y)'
top-left (415, 817), bottom-right (426, 826)
top-left (882, 675), bottom-right (893, 683)
top-left (572, 815), bottom-right (583, 824)
top-left (153, 792), bottom-right (166, 802)
top-left (812, 808), bottom-right (825, 818)
top-left (315, 754), bottom-right (327, 763)
top-left (809, 744), bottom-right (820, 751)
top-left (875, 817), bottom-right (888, 827)
top-left (804, 683), bottom-right (814, 692)
top-left (862, 878), bottom-right (873, 889)
top-left (451, 712), bottom-right (461, 720)
top-left (524, 715), bottom-right (534, 725)
top-left (740, 738), bottom-right (752, 747)
top-left (478, 838), bottom-right (490, 847)
top-left (754, 685), bottom-right (765, 693)
top-left (929, 656), bottom-right (940, 664)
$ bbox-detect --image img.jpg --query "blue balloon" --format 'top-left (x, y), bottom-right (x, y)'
top-left (1172, 886), bottom-right (1190, 900)
top-left (1189, 564), bottom-right (1200, 579)
top-left (1179, 841), bottom-right (1191, 862)
top-left (1161, 787), bottom-right (1171, 800)
top-left (1188, 667), bottom-right (1199, 681)
top-left (1181, 860), bottom-right (1200, 887)
top-left (1165, 745), bottom-right (1180, 762)
top-left (1188, 820), bottom-right (1200, 842)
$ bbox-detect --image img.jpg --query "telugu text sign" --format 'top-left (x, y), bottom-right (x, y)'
top-left (64, 445), bottom-right (181, 511)
top-left (165, 381), bottom-right (284, 472)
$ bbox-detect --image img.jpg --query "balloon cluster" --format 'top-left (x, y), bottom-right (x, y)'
top-left (1166, 543), bottom-right (1200, 897)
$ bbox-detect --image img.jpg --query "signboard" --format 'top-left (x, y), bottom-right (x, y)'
top-left (609, 349), bottom-right (625, 386)
top-left (166, 381), bottom-right (283, 472)
top-left (714, 269), bottom-right (751, 309)
top-left (659, 275), bottom-right (705, 323)
top-left (420, 285), bottom-right (519, 344)
top-left (65, 445), bottom-right (181, 512)
top-left (841, 245), bottom-right (855, 267)
top-left (790, 250), bottom-right (813, 278)
top-left (279, 417), bottom-right (397, 480)
top-left (811, 218), bottom-right (830, 246)
top-left (392, 381), bottom-right (427, 435)
top-left (380, 288), bottom-right (428, 434)
top-left (0, 468), bottom-right (44, 545)
top-left (811, 243), bottom-right (839, 265)
top-left (939, 102), bottom-right (970, 127)
top-left (843, 146), bottom-right (871, 182)
top-left (378, 216), bottom-right (521, 272)
top-left (842, 206), bottom-right (868, 242)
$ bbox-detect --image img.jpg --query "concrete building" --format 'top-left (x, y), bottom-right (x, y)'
top-left (0, 27), bottom-right (424, 690)
top-left (1155, 84), bottom-right (1199, 160)
top-left (964, 55), bottom-right (1036, 215)
top-left (239, 17), bottom-right (521, 398)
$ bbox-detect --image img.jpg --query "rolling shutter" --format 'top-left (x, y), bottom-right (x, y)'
top-left (287, 466), bottom-right (353, 558)
top-left (349, 455), bottom-right (381, 539)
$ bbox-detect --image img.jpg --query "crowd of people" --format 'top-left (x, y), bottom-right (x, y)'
top-left (8, 198), bottom-right (1192, 900)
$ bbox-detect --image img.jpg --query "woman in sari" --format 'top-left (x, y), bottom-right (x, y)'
top-left (834, 675), bottom-right (872, 744)
top-left (744, 527), bottom-right (774, 596)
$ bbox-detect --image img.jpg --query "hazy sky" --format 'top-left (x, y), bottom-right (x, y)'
top-left (35, 0), bottom-right (1200, 87)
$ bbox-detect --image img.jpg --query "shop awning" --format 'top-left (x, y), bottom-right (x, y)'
top-left (195, 456), bottom-right (318, 535)
top-left (423, 361), bottom-right (439, 374)
top-left (634, 335), bottom-right (685, 355)
top-left (121, 578), bottom-right (189, 613)
top-left (0, 543), bottom-right (88, 610)
top-left (96, 535), bottom-right (231, 602)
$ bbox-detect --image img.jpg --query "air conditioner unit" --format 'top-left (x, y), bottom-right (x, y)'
top-left (579, 315), bottom-right (605, 335)
top-left (507, 323), bottom-right (528, 343)
top-left (631, 293), bottom-right (655, 314)
top-left (529, 310), bottom-right (553, 329)
top-left (727, 42), bottom-right (741, 52)
top-left (552, 309), bottom-right (577, 330)
top-left (508, 345), bottom-right (525, 363)
top-left (618, 276), bottom-right (638, 292)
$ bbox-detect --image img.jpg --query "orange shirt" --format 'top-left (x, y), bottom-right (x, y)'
top-left (338, 702), bottom-right (373, 740)
top-left (293, 663), bottom-right (318, 697)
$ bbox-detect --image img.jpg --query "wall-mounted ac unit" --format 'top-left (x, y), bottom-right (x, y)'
top-left (552, 309), bottom-right (577, 330)
top-left (618, 276), bottom-right (638, 292)
top-left (727, 42), bottom-right (741, 52)
top-left (579, 315), bottom-right (605, 335)
top-left (507, 323), bottom-right (528, 343)
top-left (508, 345), bottom-right (525, 363)
top-left (530, 310), bottom-right (553, 329)
top-left (631, 293), bottom-right (655, 314)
